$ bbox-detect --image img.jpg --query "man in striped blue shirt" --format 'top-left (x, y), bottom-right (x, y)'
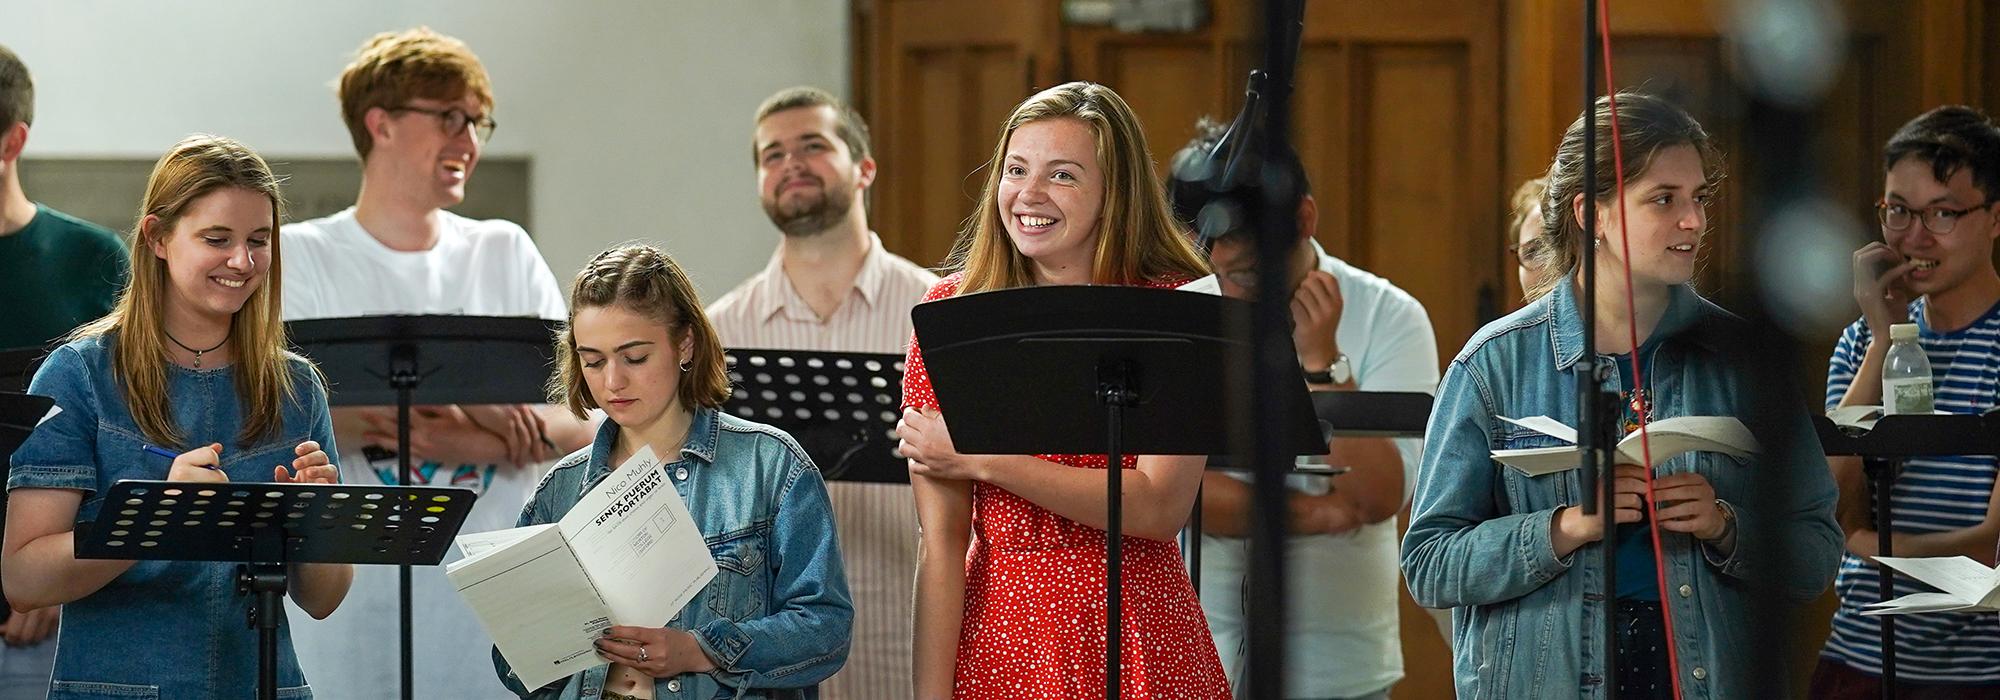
top-left (1813, 105), bottom-right (2000, 698)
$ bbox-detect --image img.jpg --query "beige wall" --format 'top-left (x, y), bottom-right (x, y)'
top-left (2, 0), bottom-right (851, 299)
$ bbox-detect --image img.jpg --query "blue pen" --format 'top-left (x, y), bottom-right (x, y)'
top-left (141, 444), bottom-right (222, 471)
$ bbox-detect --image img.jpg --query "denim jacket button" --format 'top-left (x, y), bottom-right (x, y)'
top-left (666, 678), bottom-right (682, 692)
top-left (1678, 583), bottom-right (1692, 598)
top-left (1692, 667), bottom-right (1707, 680)
top-left (675, 467), bottom-right (690, 480)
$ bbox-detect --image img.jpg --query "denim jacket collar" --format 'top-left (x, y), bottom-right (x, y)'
top-left (580, 405), bottom-right (722, 492)
top-left (1548, 275), bottom-right (1715, 371)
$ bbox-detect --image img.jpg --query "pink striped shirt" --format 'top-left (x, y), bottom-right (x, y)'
top-left (705, 233), bottom-right (937, 700)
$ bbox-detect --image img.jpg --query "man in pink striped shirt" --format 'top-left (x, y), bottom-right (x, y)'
top-left (707, 86), bottom-right (937, 700)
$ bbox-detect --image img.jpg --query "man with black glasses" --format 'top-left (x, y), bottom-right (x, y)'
top-left (280, 27), bottom-right (594, 700)
top-left (1814, 105), bottom-right (2000, 698)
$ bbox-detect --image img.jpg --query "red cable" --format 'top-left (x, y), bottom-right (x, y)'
top-left (1595, 2), bottom-right (1686, 697)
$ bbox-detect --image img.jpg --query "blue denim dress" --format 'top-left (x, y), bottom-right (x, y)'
top-left (496, 407), bottom-right (852, 700)
top-left (8, 334), bottom-right (336, 699)
top-left (1400, 280), bottom-right (1842, 698)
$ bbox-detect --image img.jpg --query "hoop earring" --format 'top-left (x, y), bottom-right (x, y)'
top-left (679, 360), bottom-right (691, 372)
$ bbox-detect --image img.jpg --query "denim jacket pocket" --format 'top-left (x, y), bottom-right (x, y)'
top-left (1495, 431), bottom-right (1577, 511)
top-left (47, 680), bottom-right (160, 699)
top-left (705, 531), bottom-right (768, 620)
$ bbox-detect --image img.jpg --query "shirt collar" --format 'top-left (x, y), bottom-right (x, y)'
top-left (1548, 275), bottom-right (1709, 371)
top-left (582, 405), bottom-right (722, 490)
top-left (750, 232), bottom-right (891, 323)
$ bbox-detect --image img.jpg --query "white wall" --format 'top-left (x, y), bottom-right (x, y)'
top-left (3, 0), bottom-right (849, 298)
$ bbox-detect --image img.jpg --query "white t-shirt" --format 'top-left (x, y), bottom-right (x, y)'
top-left (1182, 240), bottom-right (1441, 698)
top-left (279, 206), bottom-right (567, 700)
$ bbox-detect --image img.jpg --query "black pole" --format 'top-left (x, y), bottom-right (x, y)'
top-left (1188, 483), bottom-right (1202, 592)
top-left (392, 345), bottom-right (418, 700)
top-left (1873, 458), bottom-right (1897, 697)
top-left (1098, 359), bottom-right (1139, 699)
top-left (1244, 1), bottom-right (1304, 698)
top-left (1578, 1), bottom-right (1621, 696)
top-left (241, 563), bottom-right (287, 700)
top-left (1106, 389), bottom-right (1125, 700)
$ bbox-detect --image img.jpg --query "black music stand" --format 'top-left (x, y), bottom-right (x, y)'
top-left (722, 348), bottom-right (907, 483)
top-left (1189, 390), bottom-right (1433, 590)
top-left (0, 344), bottom-right (51, 394)
top-left (286, 315), bottom-right (559, 700)
top-left (0, 392), bottom-right (57, 626)
top-left (914, 285), bottom-right (1324, 699)
top-left (1815, 412), bottom-right (2000, 697)
top-left (75, 480), bottom-right (474, 700)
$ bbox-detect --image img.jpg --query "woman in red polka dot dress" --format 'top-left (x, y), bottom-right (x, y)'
top-left (897, 81), bottom-right (1230, 700)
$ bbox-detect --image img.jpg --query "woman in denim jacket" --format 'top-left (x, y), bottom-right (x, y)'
top-left (497, 244), bottom-right (851, 700)
top-left (1401, 93), bottom-right (1842, 699)
top-left (4, 135), bottom-right (350, 699)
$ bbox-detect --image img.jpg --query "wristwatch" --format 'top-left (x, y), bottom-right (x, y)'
top-left (1304, 354), bottom-right (1352, 385)
top-left (1708, 499), bottom-right (1738, 543)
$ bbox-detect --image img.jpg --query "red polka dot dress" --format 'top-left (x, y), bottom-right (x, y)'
top-left (903, 273), bottom-right (1232, 700)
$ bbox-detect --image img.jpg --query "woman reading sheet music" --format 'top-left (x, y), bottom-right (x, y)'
top-left (497, 243), bottom-right (850, 700)
top-left (1399, 93), bottom-right (1842, 699)
top-left (3, 135), bottom-right (350, 699)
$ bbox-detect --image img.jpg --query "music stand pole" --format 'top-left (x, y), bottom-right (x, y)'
top-left (393, 344), bottom-right (417, 700)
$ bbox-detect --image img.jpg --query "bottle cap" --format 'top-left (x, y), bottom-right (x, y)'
top-left (1890, 322), bottom-right (1919, 340)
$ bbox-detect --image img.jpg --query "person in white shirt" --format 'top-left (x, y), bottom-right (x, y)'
top-left (706, 86), bottom-right (937, 700)
top-left (1171, 119), bottom-right (1441, 700)
top-left (279, 27), bottom-right (593, 699)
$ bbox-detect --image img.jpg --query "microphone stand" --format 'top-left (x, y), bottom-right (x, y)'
top-left (1577, 0), bottom-right (1623, 696)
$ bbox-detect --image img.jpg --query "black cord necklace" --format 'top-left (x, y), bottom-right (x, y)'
top-left (164, 330), bottom-right (228, 368)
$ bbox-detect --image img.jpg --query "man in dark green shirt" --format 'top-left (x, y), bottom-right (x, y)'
top-left (0, 44), bottom-right (127, 352)
top-left (0, 42), bottom-right (125, 696)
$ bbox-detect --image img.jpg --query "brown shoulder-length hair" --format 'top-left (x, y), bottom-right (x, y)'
top-left (548, 243), bottom-right (728, 419)
top-left (72, 134), bottom-right (298, 448)
top-left (1526, 91), bottom-right (1724, 300)
top-left (945, 81), bottom-right (1210, 294)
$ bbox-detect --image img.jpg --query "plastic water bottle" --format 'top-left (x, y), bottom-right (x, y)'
top-left (1883, 322), bottom-right (1935, 415)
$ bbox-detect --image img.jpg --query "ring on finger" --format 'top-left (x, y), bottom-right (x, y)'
top-left (637, 645), bottom-right (649, 662)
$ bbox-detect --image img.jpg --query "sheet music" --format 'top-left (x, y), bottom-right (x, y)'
top-left (446, 446), bottom-right (717, 690)
top-left (446, 524), bottom-right (612, 689)
top-left (556, 446), bottom-right (718, 628)
top-left (1875, 556), bottom-right (2000, 601)
top-left (1490, 415), bottom-right (1757, 476)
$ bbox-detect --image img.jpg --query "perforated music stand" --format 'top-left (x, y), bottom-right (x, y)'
top-left (75, 480), bottom-right (475, 700)
top-left (914, 285), bottom-right (1324, 699)
top-left (0, 344), bottom-right (50, 394)
top-left (722, 348), bottom-right (907, 483)
top-left (1815, 413), bottom-right (2000, 695)
top-left (0, 392), bottom-right (56, 626)
top-left (286, 315), bottom-right (559, 700)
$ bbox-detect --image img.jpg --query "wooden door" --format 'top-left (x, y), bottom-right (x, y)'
top-left (856, 0), bottom-right (1063, 269)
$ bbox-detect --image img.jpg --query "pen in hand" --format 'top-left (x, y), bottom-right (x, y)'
top-left (141, 444), bottom-right (222, 471)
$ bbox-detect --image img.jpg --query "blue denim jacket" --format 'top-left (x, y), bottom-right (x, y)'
top-left (7, 334), bottom-right (336, 700)
top-left (496, 407), bottom-right (852, 700)
top-left (1400, 279), bottom-right (1841, 699)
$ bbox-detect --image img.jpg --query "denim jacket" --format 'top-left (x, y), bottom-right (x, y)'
top-left (1400, 279), bottom-right (1841, 699)
top-left (496, 407), bottom-right (852, 700)
top-left (7, 334), bottom-right (336, 700)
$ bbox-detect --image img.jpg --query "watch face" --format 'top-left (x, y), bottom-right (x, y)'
top-left (1331, 356), bottom-right (1352, 384)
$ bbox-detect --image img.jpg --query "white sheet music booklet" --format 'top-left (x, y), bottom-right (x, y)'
top-left (445, 446), bottom-right (717, 690)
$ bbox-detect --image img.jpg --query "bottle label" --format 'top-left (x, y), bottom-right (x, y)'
top-left (1884, 377), bottom-right (1936, 415)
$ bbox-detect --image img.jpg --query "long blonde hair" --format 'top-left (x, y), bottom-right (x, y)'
top-left (946, 81), bottom-right (1209, 294)
top-left (73, 134), bottom-right (299, 448)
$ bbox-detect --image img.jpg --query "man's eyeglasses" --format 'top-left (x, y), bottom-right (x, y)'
top-left (1508, 238), bottom-right (1547, 267)
top-left (389, 105), bottom-right (497, 142)
top-left (1877, 199), bottom-right (1993, 235)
